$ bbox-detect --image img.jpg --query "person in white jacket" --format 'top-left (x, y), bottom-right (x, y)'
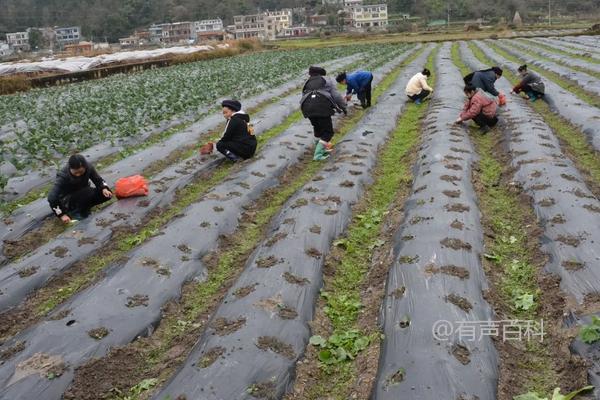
top-left (405, 68), bottom-right (433, 104)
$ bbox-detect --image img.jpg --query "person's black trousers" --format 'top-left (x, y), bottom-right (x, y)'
top-left (216, 140), bottom-right (256, 160)
top-left (308, 116), bottom-right (334, 142)
top-left (357, 77), bottom-right (373, 107)
top-left (408, 89), bottom-right (431, 102)
top-left (63, 187), bottom-right (111, 218)
top-left (473, 113), bottom-right (499, 128)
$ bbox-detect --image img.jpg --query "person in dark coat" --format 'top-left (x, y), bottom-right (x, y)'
top-left (511, 64), bottom-right (545, 101)
top-left (300, 66), bottom-right (347, 160)
top-left (464, 66), bottom-right (503, 97)
top-left (336, 70), bottom-right (374, 108)
top-left (48, 154), bottom-right (112, 223)
top-left (200, 100), bottom-right (257, 162)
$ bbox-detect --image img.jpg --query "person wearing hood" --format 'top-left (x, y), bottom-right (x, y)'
top-left (455, 84), bottom-right (499, 133)
top-left (511, 64), bottom-right (545, 101)
top-left (48, 154), bottom-right (113, 223)
top-left (336, 70), bottom-right (373, 109)
top-left (405, 68), bottom-right (433, 104)
top-left (200, 100), bottom-right (257, 162)
top-left (300, 66), bottom-right (347, 161)
top-left (464, 66), bottom-right (503, 97)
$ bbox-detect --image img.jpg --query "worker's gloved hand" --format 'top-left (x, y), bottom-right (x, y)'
top-left (60, 214), bottom-right (71, 224)
top-left (454, 118), bottom-right (463, 125)
top-left (345, 94), bottom-right (352, 102)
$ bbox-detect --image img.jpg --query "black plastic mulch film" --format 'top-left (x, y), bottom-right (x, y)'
top-left (0, 48), bottom-right (418, 400)
top-left (460, 42), bottom-right (600, 398)
top-left (152, 45), bottom-right (435, 400)
top-left (473, 40), bottom-right (600, 152)
top-left (373, 43), bottom-right (498, 400)
top-left (491, 39), bottom-right (600, 98)
top-left (0, 54), bottom-right (360, 266)
top-left (528, 38), bottom-right (600, 61)
top-left (0, 54), bottom-right (363, 266)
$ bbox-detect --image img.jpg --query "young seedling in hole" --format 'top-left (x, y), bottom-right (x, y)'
top-left (514, 385), bottom-right (593, 400)
top-left (579, 316), bottom-right (600, 344)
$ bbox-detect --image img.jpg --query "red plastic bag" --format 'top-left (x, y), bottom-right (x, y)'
top-left (115, 175), bottom-right (149, 199)
top-left (498, 92), bottom-right (507, 106)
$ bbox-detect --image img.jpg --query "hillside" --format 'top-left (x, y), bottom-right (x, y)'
top-left (0, 0), bottom-right (596, 41)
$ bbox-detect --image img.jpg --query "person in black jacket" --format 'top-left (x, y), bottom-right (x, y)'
top-left (200, 100), bottom-right (257, 162)
top-left (300, 66), bottom-right (347, 161)
top-left (48, 154), bottom-right (112, 223)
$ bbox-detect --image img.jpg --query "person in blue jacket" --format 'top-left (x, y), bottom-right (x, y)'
top-left (336, 70), bottom-right (374, 109)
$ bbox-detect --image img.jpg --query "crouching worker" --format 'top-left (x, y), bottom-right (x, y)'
top-left (200, 100), bottom-right (257, 162)
top-left (405, 68), bottom-right (433, 104)
top-left (300, 66), bottom-right (347, 161)
top-left (48, 154), bottom-right (112, 223)
top-left (455, 84), bottom-right (498, 133)
top-left (336, 70), bottom-right (373, 109)
top-left (511, 64), bottom-right (545, 101)
top-left (464, 66), bottom-right (503, 98)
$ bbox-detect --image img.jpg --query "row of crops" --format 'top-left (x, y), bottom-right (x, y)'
top-left (0, 34), bottom-right (599, 399)
top-left (0, 44), bottom-right (397, 177)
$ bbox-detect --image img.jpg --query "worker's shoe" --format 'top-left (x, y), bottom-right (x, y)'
top-left (526, 91), bottom-right (539, 102)
top-left (480, 125), bottom-right (490, 134)
top-left (415, 98), bottom-right (422, 105)
top-left (223, 150), bottom-right (241, 162)
top-left (313, 141), bottom-right (330, 161)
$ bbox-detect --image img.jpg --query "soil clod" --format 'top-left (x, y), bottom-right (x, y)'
top-left (198, 347), bottom-right (225, 368)
top-left (256, 336), bottom-right (295, 359)
top-left (212, 317), bottom-right (246, 336)
top-left (441, 238), bottom-right (472, 251)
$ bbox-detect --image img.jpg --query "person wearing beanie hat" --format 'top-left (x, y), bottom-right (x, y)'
top-left (199, 100), bottom-right (257, 162)
top-left (464, 66), bottom-right (503, 98)
top-left (301, 67), bottom-right (347, 161)
top-left (221, 99), bottom-right (242, 112)
top-left (336, 70), bottom-right (373, 109)
top-left (309, 66), bottom-right (327, 76)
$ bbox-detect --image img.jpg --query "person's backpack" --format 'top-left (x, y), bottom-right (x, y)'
top-left (300, 76), bottom-right (336, 118)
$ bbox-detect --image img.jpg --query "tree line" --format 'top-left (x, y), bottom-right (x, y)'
top-left (0, 0), bottom-right (596, 42)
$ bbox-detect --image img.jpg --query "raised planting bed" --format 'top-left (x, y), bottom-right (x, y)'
top-left (0, 46), bottom-right (376, 180)
top-left (473, 40), bottom-right (600, 152)
top-left (526, 38), bottom-right (600, 62)
top-left (0, 52), bottom-right (415, 400)
top-left (0, 51), bottom-right (369, 201)
top-left (0, 53), bottom-right (374, 266)
top-left (511, 39), bottom-right (600, 74)
top-left (373, 43), bottom-right (498, 400)
top-left (492, 39), bottom-right (600, 98)
top-left (152, 44), bottom-right (436, 400)
top-left (462, 41), bottom-right (600, 399)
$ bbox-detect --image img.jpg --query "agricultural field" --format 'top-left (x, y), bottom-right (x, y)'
top-left (0, 33), bottom-right (599, 400)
